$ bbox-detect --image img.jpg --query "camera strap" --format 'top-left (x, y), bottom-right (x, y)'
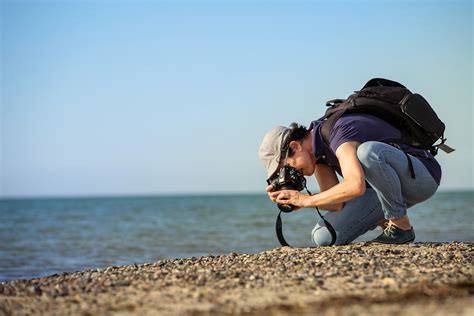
top-left (312, 205), bottom-right (338, 246)
top-left (275, 187), bottom-right (337, 247)
top-left (305, 187), bottom-right (337, 246)
top-left (276, 211), bottom-right (290, 246)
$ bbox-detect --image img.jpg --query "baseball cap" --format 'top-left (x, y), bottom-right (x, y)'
top-left (258, 126), bottom-right (291, 179)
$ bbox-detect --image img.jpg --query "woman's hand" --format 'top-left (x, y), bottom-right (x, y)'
top-left (268, 189), bottom-right (310, 209)
top-left (265, 184), bottom-right (276, 201)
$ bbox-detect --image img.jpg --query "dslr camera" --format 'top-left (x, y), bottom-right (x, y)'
top-left (267, 166), bottom-right (306, 213)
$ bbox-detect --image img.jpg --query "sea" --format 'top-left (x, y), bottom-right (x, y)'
top-left (0, 191), bottom-right (473, 282)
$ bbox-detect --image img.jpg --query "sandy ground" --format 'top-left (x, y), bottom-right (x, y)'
top-left (1, 242), bottom-right (472, 315)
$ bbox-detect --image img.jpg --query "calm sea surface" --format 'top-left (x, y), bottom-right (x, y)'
top-left (0, 191), bottom-right (473, 281)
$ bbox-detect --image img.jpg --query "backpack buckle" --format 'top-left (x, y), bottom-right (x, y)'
top-left (326, 99), bottom-right (344, 107)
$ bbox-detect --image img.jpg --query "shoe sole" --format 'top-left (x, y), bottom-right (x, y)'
top-left (370, 238), bottom-right (415, 245)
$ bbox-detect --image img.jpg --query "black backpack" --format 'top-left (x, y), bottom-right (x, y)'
top-left (320, 78), bottom-right (454, 155)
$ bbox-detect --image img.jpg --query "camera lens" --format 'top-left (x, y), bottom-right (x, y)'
top-left (278, 203), bottom-right (294, 213)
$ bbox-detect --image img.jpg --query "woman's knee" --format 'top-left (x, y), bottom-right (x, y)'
top-left (356, 141), bottom-right (382, 165)
top-left (311, 222), bottom-right (347, 246)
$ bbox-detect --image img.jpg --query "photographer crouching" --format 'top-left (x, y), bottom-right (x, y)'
top-left (259, 117), bottom-right (441, 246)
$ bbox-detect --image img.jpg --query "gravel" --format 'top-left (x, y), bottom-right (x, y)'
top-left (0, 242), bottom-right (472, 315)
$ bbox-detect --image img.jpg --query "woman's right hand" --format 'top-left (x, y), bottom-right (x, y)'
top-left (266, 185), bottom-right (301, 211)
top-left (265, 184), bottom-right (276, 202)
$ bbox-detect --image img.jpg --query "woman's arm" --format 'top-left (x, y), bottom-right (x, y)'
top-left (313, 163), bottom-right (344, 211)
top-left (265, 163), bottom-right (342, 211)
top-left (272, 141), bottom-right (366, 209)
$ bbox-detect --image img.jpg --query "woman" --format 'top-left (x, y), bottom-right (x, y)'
top-left (259, 114), bottom-right (441, 245)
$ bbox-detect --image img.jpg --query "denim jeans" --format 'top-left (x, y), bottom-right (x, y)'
top-left (312, 141), bottom-right (439, 246)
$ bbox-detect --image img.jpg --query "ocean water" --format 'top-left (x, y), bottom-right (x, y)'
top-left (0, 191), bottom-right (472, 282)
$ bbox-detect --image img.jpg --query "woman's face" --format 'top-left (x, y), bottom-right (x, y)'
top-left (285, 138), bottom-right (316, 176)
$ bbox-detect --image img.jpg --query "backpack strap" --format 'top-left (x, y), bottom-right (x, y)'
top-left (405, 152), bottom-right (416, 179)
top-left (320, 111), bottom-right (344, 146)
top-left (320, 97), bottom-right (355, 145)
top-left (435, 137), bottom-right (455, 154)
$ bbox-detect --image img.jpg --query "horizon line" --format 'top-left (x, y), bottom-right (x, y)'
top-left (1, 187), bottom-right (473, 201)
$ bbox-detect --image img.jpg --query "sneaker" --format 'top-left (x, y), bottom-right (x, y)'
top-left (371, 223), bottom-right (415, 244)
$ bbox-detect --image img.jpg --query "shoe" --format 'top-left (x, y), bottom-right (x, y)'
top-left (371, 223), bottom-right (415, 244)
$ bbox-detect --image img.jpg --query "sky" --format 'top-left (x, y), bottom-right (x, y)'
top-left (1, 0), bottom-right (472, 198)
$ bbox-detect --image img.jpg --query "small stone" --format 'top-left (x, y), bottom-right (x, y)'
top-left (382, 278), bottom-right (397, 286)
top-left (3, 286), bottom-right (11, 295)
top-left (29, 285), bottom-right (42, 295)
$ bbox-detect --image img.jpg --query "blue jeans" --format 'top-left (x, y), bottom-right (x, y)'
top-left (312, 141), bottom-right (439, 246)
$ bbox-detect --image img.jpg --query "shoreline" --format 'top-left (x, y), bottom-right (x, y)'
top-left (1, 242), bottom-right (473, 315)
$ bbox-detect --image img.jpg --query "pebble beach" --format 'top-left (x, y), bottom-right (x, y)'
top-left (1, 242), bottom-right (472, 315)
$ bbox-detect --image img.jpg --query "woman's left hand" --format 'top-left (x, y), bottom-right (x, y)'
top-left (269, 190), bottom-right (310, 208)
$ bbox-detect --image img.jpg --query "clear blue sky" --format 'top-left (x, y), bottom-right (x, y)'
top-left (1, 0), bottom-right (472, 198)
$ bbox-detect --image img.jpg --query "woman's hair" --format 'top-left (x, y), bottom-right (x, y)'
top-left (284, 123), bottom-right (310, 157)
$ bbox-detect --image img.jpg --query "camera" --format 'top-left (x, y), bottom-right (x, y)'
top-left (267, 166), bottom-right (306, 213)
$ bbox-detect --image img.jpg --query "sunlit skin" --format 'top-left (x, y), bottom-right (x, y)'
top-left (265, 129), bottom-right (412, 231)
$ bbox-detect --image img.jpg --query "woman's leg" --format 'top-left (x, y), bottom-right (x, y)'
top-left (311, 188), bottom-right (384, 246)
top-left (356, 141), bottom-right (439, 220)
top-left (356, 141), bottom-right (439, 243)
